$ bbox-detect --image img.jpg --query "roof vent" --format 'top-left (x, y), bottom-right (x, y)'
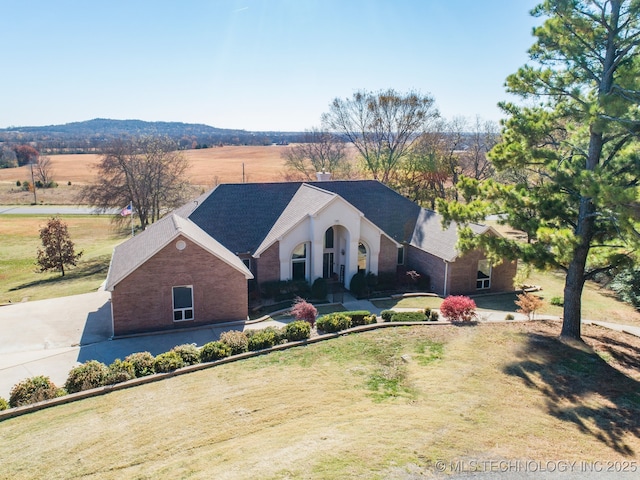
top-left (316, 172), bottom-right (332, 182)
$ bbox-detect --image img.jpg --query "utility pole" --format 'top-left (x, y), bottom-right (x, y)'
top-left (29, 161), bottom-right (37, 204)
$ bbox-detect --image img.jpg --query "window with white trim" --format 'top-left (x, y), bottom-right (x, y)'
top-left (358, 242), bottom-right (368, 272)
top-left (292, 243), bottom-right (308, 281)
top-left (173, 285), bottom-right (194, 321)
top-left (476, 260), bottom-right (491, 290)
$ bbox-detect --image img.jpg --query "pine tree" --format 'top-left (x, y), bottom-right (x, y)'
top-left (439, 0), bottom-right (640, 341)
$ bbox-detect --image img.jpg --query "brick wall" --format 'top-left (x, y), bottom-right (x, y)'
top-left (448, 249), bottom-right (517, 295)
top-left (406, 246), bottom-right (516, 296)
top-left (111, 235), bottom-right (248, 336)
top-left (255, 241), bottom-right (280, 284)
top-left (406, 246), bottom-right (446, 295)
top-left (378, 235), bottom-right (398, 275)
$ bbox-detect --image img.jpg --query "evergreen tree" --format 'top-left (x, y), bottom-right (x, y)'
top-left (439, 0), bottom-right (640, 340)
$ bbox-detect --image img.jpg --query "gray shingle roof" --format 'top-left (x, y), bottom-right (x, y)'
top-left (409, 209), bottom-right (489, 262)
top-left (105, 213), bottom-right (252, 291)
top-left (187, 182), bottom-right (301, 254)
top-left (307, 180), bottom-right (422, 244)
top-left (254, 184), bottom-right (336, 256)
top-left (107, 180), bottom-right (496, 290)
top-left (186, 180), bottom-right (492, 261)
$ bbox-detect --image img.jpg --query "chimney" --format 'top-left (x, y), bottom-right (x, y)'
top-left (316, 172), bottom-right (332, 182)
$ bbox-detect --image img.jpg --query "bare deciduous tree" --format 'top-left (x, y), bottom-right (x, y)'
top-left (79, 136), bottom-right (193, 229)
top-left (34, 155), bottom-right (55, 186)
top-left (322, 89), bottom-right (439, 183)
top-left (281, 128), bottom-right (351, 180)
top-left (459, 116), bottom-right (498, 181)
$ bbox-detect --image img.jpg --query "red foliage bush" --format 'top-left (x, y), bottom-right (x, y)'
top-left (290, 297), bottom-right (318, 327)
top-left (440, 295), bottom-right (477, 322)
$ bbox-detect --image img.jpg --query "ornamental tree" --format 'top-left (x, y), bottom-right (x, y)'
top-left (440, 295), bottom-right (477, 322)
top-left (36, 217), bottom-right (83, 277)
top-left (439, 0), bottom-right (640, 341)
top-left (290, 297), bottom-right (318, 327)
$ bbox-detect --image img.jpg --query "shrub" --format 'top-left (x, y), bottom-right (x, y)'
top-left (247, 328), bottom-right (279, 351)
top-left (125, 351), bottom-right (155, 377)
top-left (153, 351), bottom-right (186, 373)
top-left (10, 376), bottom-right (59, 407)
top-left (380, 310), bottom-right (395, 322)
top-left (424, 307), bottom-right (432, 316)
top-left (390, 311), bottom-right (427, 322)
top-left (290, 297), bottom-right (318, 327)
top-left (610, 266), bottom-right (640, 309)
top-left (440, 295), bottom-right (477, 322)
top-left (430, 310), bottom-right (439, 322)
top-left (316, 313), bottom-right (351, 333)
top-left (261, 280), bottom-right (310, 301)
top-left (284, 320), bottom-right (312, 341)
top-left (65, 360), bottom-right (109, 394)
top-left (219, 330), bottom-right (249, 355)
top-left (505, 313), bottom-right (515, 320)
top-left (67, 181), bottom-right (72, 186)
top-left (0, 397), bottom-right (8, 411)
top-left (343, 310), bottom-right (372, 326)
top-left (171, 344), bottom-right (201, 365)
top-left (349, 271), bottom-right (368, 298)
top-left (200, 341), bottom-right (232, 362)
top-left (515, 292), bottom-right (545, 320)
top-left (377, 272), bottom-right (397, 291)
top-left (311, 277), bottom-right (328, 300)
top-left (362, 314), bottom-right (378, 325)
top-left (16, 180), bottom-right (21, 187)
top-left (106, 359), bottom-right (135, 385)
top-left (550, 296), bottom-right (564, 307)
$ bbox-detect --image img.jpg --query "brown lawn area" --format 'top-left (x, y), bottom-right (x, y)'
top-left (0, 146), bottom-right (293, 185)
top-left (0, 321), bottom-right (639, 478)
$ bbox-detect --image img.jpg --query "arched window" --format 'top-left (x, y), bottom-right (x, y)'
top-left (324, 227), bottom-right (334, 248)
top-left (358, 242), bottom-right (368, 272)
top-left (292, 243), bottom-right (308, 281)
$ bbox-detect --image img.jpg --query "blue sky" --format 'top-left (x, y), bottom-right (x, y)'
top-left (1, 0), bottom-right (540, 131)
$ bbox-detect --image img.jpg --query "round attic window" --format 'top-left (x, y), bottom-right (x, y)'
top-left (176, 240), bottom-right (186, 251)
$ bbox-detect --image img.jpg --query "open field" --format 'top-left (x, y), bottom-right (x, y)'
top-left (0, 146), bottom-right (293, 205)
top-left (0, 321), bottom-right (638, 478)
top-left (0, 215), bottom-right (128, 303)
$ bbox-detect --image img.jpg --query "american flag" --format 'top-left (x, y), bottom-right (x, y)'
top-left (120, 203), bottom-right (132, 217)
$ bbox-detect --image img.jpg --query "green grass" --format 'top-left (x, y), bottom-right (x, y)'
top-left (1, 322), bottom-right (639, 478)
top-left (0, 214), bottom-right (128, 303)
top-left (372, 269), bottom-right (640, 327)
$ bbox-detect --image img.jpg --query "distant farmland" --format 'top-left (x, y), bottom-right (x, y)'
top-left (0, 145), bottom-right (292, 187)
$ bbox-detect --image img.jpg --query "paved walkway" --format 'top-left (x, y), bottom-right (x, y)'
top-left (1, 291), bottom-right (639, 399)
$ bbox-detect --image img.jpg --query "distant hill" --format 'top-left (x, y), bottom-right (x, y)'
top-left (2, 118), bottom-right (242, 136)
top-left (0, 118), bottom-right (301, 153)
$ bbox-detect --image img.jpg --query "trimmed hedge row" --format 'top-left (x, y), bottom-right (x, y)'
top-left (316, 310), bottom-right (377, 333)
top-left (381, 309), bottom-right (438, 322)
top-left (3, 321), bottom-right (319, 409)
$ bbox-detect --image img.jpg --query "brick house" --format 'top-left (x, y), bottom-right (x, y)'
top-left (105, 180), bottom-right (516, 336)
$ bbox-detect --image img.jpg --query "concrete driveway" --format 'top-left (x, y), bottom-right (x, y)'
top-left (0, 290), bottom-right (284, 399)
